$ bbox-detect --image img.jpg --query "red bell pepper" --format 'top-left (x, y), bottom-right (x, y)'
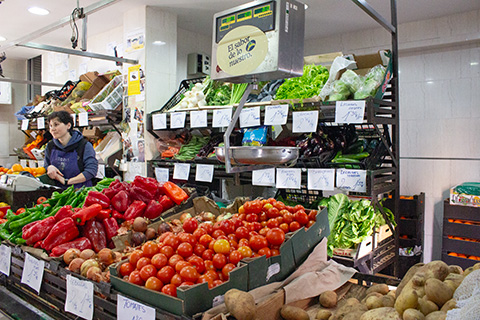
top-left (161, 182), bottom-right (188, 205)
top-left (97, 209), bottom-right (112, 220)
top-left (83, 220), bottom-right (107, 252)
top-left (54, 205), bottom-right (73, 221)
top-left (50, 237), bottom-right (92, 257)
top-left (84, 191), bottom-right (110, 209)
top-left (144, 200), bottom-right (164, 220)
top-left (112, 209), bottom-right (124, 220)
top-left (22, 216), bottom-right (57, 245)
top-left (123, 200), bottom-right (147, 221)
top-left (158, 195), bottom-right (175, 212)
top-left (103, 217), bottom-right (119, 240)
top-left (40, 217), bottom-right (80, 251)
top-left (111, 190), bottom-right (129, 213)
top-left (133, 176), bottom-right (159, 195)
top-left (129, 185), bottom-right (154, 203)
top-left (72, 204), bottom-right (102, 225)
top-left (103, 180), bottom-right (127, 199)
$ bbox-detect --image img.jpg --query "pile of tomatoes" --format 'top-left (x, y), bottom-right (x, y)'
top-left (119, 199), bottom-right (317, 297)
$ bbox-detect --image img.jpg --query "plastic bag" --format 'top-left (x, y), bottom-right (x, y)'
top-left (354, 64), bottom-right (386, 99)
top-left (319, 56), bottom-right (357, 101)
top-left (14, 105), bottom-right (35, 120)
top-left (242, 126), bottom-right (268, 146)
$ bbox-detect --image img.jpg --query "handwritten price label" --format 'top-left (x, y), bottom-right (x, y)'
top-left (239, 107), bottom-right (260, 128)
top-left (195, 164), bottom-right (214, 183)
top-left (252, 168), bottom-right (275, 186)
top-left (336, 169), bottom-right (367, 192)
top-left (292, 111), bottom-right (319, 133)
top-left (173, 163), bottom-right (191, 181)
top-left (20, 159), bottom-right (28, 168)
top-left (155, 167), bottom-right (169, 183)
top-left (190, 110), bottom-right (208, 128)
top-left (21, 119), bottom-right (29, 130)
top-left (335, 101), bottom-right (365, 124)
top-left (152, 113), bottom-right (167, 130)
top-left (276, 168), bottom-right (302, 189)
top-left (37, 117), bottom-right (45, 129)
top-left (65, 274), bottom-right (94, 320)
top-left (170, 112), bottom-right (186, 129)
top-left (78, 112), bottom-right (89, 127)
top-left (264, 105), bottom-right (288, 125)
top-left (0, 245), bottom-right (11, 276)
top-left (117, 295), bottom-right (155, 320)
top-left (212, 108), bottom-right (232, 128)
top-left (21, 253), bottom-right (44, 294)
top-left (307, 169), bottom-right (335, 191)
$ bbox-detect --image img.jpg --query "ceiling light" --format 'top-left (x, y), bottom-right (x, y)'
top-left (0, 36), bottom-right (6, 42)
top-left (153, 41), bottom-right (166, 46)
top-left (471, 62), bottom-right (479, 66)
top-left (304, 4), bottom-right (309, 10)
top-left (28, 7), bottom-right (50, 15)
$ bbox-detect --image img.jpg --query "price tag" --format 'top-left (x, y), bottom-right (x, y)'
top-left (307, 169), bottom-right (335, 191)
top-left (20, 159), bottom-right (28, 168)
top-left (96, 164), bottom-right (105, 179)
top-left (239, 106), bottom-right (260, 128)
top-left (264, 105), bottom-right (288, 125)
top-left (252, 168), bottom-right (275, 186)
top-left (266, 263), bottom-right (280, 282)
top-left (276, 168), bottom-right (302, 189)
top-left (38, 160), bottom-right (45, 168)
top-left (335, 100), bottom-right (366, 124)
top-left (170, 112), bottom-right (186, 129)
top-left (195, 164), bottom-right (214, 183)
top-left (212, 108), bottom-right (232, 128)
top-left (71, 114), bottom-right (76, 127)
top-left (155, 167), bottom-right (169, 182)
top-left (292, 111), bottom-right (319, 133)
top-left (21, 253), bottom-right (44, 294)
top-left (65, 274), bottom-right (94, 320)
top-left (28, 160), bottom-right (36, 168)
top-left (336, 169), bottom-right (367, 192)
top-left (21, 119), bottom-right (29, 130)
top-left (117, 294), bottom-right (155, 320)
top-left (152, 113), bottom-right (167, 130)
top-left (78, 112), bottom-right (89, 127)
top-left (190, 110), bottom-right (208, 128)
top-left (0, 245), bottom-right (11, 276)
top-left (173, 163), bottom-right (190, 181)
top-left (37, 117), bottom-right (45, 129)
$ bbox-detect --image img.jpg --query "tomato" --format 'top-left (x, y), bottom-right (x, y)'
top-left (178, 232), bottom-right (196, 246)
top-left (294, 210), bottom-right (309, 226)
top-left (213, 239), bottom-right (230, 254)
top-left (202, 248), bottom-right (214, 261)
top-left (289, 221), bottom-right (301, 232)
top-left (180, 282), bottom-right (194, 287)
top-left (212, 229), bottom-right (225, 239)
top-left (177, 242), bottom-right (193, 258)
top-left (151, 253), bottom-right (168, 270)
top-left (183, 217), bottom-right (198, 233)
top-left (197, 274), bottom-right (214, 288)
top-left (161, 284), bottom-right (177, 297)
top-left (286, 206), bottom-right (296, 213)
top-left (229, 250), bottom-right (243, 265)
top-left (157, 266), bottom-right (175, 284)
top-left (266, 228), bottom-right (285, 246)
top-left (260, 221), bottom-right (268, 228)
top-left (274, 201), bottom-right (286, 211)
top-left (170, 273), bottom-right (183, 287)
top-left (205, 270), bottom-right (219, 281)
top-left (238, 205), bottom-right (245, 215)
top-left (219, 219), bottom-right (235, 235)
top-left (193, 243), bottom-right (206, 257)
top-left (252, 222), bottom-right (262, 232)
top-left (279, 223), bottom-right (290, 233)
top-left (306, 220), bottom-right (315, 228)
top-left (164, 234), bottom-right (180, 250)
top-left (216, 235), bottom-right (228, 241)
top-left (294, 204), bottom-right (305, 212)
top-left (129, 250), bottom-right (144, 266)
top-left (142, 241), bottom-right (159, 258)
top-left (212, 253), bottom-right (227, 269)
top-left (267, 207), bottom-right (280, 219)
top-left (198, 234), bottom-right (213, 247)
top-left (258, 247), bottom-right (272, 258)
top-left (238, 238), bottom-right (249, 247)
top-left (128, 270), bottom-right (144, 286)
top-left (259, 227), bottom-right (270, 237)
top-left (174, 260), bottom-right (191, 273)
top-left (140, 264), bottom-right (157, 282)
top-left (204, 260), bottom-right (215, 271)
top-left (266, 218), bottom-right (279, 229)
top-left (193, 228), bottom-right (207, 240)
top-left (237, 246), bottom-right (253, 258)
top-left (246, 222), bottom-right (256, 232)
top-left (160, 245), bottom-right (174, 258)
top-left (308, 210), bottom-right (318, 221)
top-left (168, 254), bottom-right (184, 268)
top-left (259, 212), bottom-right (268, 221)
top-left (158, 231), bottom-right (173, 243)
top-left (199, 222), bottom-right (214, 234)
top-left (212, 280), bottom-right (223, 288)
top-left (263, 203), bottom-right (273, 211)
top-left (15, 208), bottom-right (26, 215)
top-left (222, 263), bottom-right (236, 279)
top-left (136, 257), bottom-right (151, 271)
top-left (231, 217), bottom-right (243, 229)
top-left (145, 276), bottom-right (163, 291)
top-left (249, 235), bottom-right (268, 252)
top-left (243, 201), bottom-right (253, 214)
top-left (119, 262), bottom-right (135, 277)
top-left (36, 196), bottom-right (47, 204)
top-left (238, 213), bottom-right (246, 221)
top-left (179, 266), bottom-right (199, 283)
top-left (271, 248), bottom-right (280, 256)
top-left (187, 255), bottom-right (206, 274)
top-left (246, 213), bottom-right (259, 222)
top-left (282, 212), bottom-right (294, 224)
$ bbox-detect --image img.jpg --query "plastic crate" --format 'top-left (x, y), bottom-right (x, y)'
top-left (275, 186), bottom-right (323, 209)
top-left (154, 77), bottom-right (206, 113)
top-left (89, 75), bottom-right (123, 111)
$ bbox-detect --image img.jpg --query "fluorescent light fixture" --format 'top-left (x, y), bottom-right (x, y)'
top-left (0, 36), bottom-right (6, 42)
top-left (304, 4), bottom-right (309, 9)
top-left (28, 7), bottom-right (50, 15)
top-left (426, 81), bottom-right (434, 84)
top-left (152, 40), bottom-right (166, 46)
top-left (471, 62), bottom-right (479, 66)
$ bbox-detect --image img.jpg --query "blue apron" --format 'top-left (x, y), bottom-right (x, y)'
top-left (49, 147), bottom-right (92, 189)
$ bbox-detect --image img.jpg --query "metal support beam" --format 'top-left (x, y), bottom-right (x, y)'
top-left (17, 42), bottom-right (138, 65)
top-left (0, 78), bottom-right (63, 87)
top-left (351, 0), bottom-right (396, 34)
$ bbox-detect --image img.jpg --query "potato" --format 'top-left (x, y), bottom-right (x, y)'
top-left (424, 278), bottom-right (453, 307)
top-left (394, 289), bottom-right (418, 316)
top-left (422, 261), bottom-right (450, 281)
top-left (359, 307), bottom-right (401, 320)
top-left (331, 303), bottom-right (367, 320)
top-left (381, 295), bottom-right (395, 308)
top-left (320, 291), bottom-right (338, 308)
top-left (403, 308), bottom-right (425, 320)
top-left (345, 298), bottom-right (360, 306)
top-left (316, 309), bottom-right (332, 320)
top-left (361, 292), bottom-right (383, 304)
top-left (443, 273), bottom-right (464, 292)
top-left (439, 299), bottom-right (456, 312)
top-left (396, 263), bottom-right (424, 297)
top-left (280, 305), bottom-right (309, 320)
top-left (417, 297), bottom-right (438, 316)
top-left (365, 296), bottom-right (383, 310)
top-left (448, 265), bottom-right (463, 274)
top-left (463, 267), bottom-right (475, 277)
top-left (224, 289), bottom-right (256, 320)
top-left (473, 262), bottom-right (480, 270)
top-left (366, 284), bottom-right (389, 296)
top-left (424, 311), bottom-right (446, 320)
top-left (343, 311), bottom-right (367, 320)
top-left (387, 290), bottom-right (396, 298)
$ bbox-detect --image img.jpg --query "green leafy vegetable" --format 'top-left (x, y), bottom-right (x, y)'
top-left (274, 64), bottom-right (329, 100)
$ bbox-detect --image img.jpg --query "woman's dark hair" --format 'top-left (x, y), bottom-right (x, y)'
top-left (48, 111), bottom-right (74, 132)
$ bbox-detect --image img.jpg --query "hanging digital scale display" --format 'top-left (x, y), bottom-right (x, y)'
top-left (212, 0), bottom-right (305, 83)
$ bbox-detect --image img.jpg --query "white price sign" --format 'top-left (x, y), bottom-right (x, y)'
top-left (21, 253), bottom-right (44, 294)
top-left (96, 164), bottom-right (105, 179)
top-left (65, 274), bottom-right (94, 320)
top-left (78, 112), bottom-right (89, 127)
top-left (212, 108), bottom-right (232, 128)
top-left (0, 245), bottom-right (11, 276)
top-left (173, 163), bottom-right (190, 181)
top-left (37, 117), bottom-right (46, 129)
top-left (292, 111), bottom-right (319, 133)
top-left (239, 107), bottom-right (261, 128)
top-left (155, 167), bottom-right (169, 182)
top-left (28, 160), bottom-right (36, 168)
top-left (335, 100), bottom-right (366, 124)
top-left (307, 169), bottom-right (335, 191)
top-left (276, 168), bottom-right (302, 189)
top-left (21, 119), bottom-right (29, 130)
top-left (336, 169), bottom-right (367, 192)
top-left (20, 159), bottom-right (28, 168)
top-left (195, 164), bottom-right (214, 183)
top-left (170, 112), bottom-right (186, 129)
top-left (252, 168), bottom-right (275, 186)
top-left (38, 160), bottom-right (45, 168)
top-left (190, 110), bottom-right (208, 128)
top-left (264, 104), bottom-right (288, 125)
top-left (152, 113), bottom-right (167, 130)
top-left (117, 295), bottom-right (155, 320)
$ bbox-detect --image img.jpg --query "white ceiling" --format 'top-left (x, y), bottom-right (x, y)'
top-left (1, 0), bottom-right (480, 60)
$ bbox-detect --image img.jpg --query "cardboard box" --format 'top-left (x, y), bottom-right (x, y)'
top-left (333, 224), bottom-right (392, 259)
top-left (53, 105), bottom-right (74, 114)
top-left (82, 126), bottom-right (104, 139)
top-left (450, 184), bottom-right (480, 208)
top-left (82, 75), bottom-right (110, 100)
top-left (79, 71), bottom-right (99, 84)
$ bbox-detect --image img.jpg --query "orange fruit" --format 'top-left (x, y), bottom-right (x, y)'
top-left (36, 167), bottom-right (46, 175)
top-left (12, 163), bottom-right (23, 172)
top-left (448, 252), bottom-right (458, 257)
top-left (6, 169), bottom-right (13, 174)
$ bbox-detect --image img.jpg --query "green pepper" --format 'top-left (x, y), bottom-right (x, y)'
top-left (8, 229), bottom-right (22, 242)
top-left (0, 225), bottom-right (10, 240)
top-left (13, 238), bottom-right (26, 245)
top-left (9, 210), bottom-right (43, 231)
top-left (3, 209), bottom-right (30, 230)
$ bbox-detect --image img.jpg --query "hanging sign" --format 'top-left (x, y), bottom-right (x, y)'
top-left (65, 275), bottom-right (94, 320)
top-left (37, 117), bottom-right (45, 129)
top-left (173, 163), bottom-right (190, 181)
top-left (276, 168), bottom-right (302, 189)
top-left (195, 164), bottom-right (214, 182)
top-left (21, 119), bottom-right (29, 130)
top-left (264, 105), bottom-right (288, 125)
top-left (212, 108), bottom-right (232, 128)
top-left (78, 112), bottom-right (89, 127)
top-left (252, 168), bottom-right (275, 186)
top-left (307, 169), bottom-right (335, 191)
top-left (155, 168), bottom-right (169, 183)
top-left (335, 101), bottom-right (365, 124)
top-left (239, 107), bottom-right (261, 128)
top-left (170, 112), bottom-right (186, 129)
top-left (152, 113), bottom-right (167, 130)
top-left (190, 110), bottom-right (208, 128)
top-left (336, 169), bottom-right (367, 192)
top-left (292, 111), bottom-right (318, 133)
top-left (21, 253), bottom-right (44, 294)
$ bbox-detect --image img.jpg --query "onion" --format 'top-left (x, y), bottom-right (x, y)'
top-left (179, 212), bottom-right (192, 224)
top-left (80, 249), bottom-right (95, 260)
top-left (98, 248), bottom-right (116, 267)
top-left (132, 217), bottom-right (148, 233)
top-left (86, 266), bottom-right (102, 280)
top-left (81, 259), bottom-right (100, 277)
top-left (68, 258), bottom-right (85, 274)
top-left (114, 251), bottom-right (122, 263)
top-left (131, 232), bottom-right (146, 247)
top-left (64, 248), bottom-right (81, 265)
top-left (157, 222), bottom-right (172, 235)
top-left (145, 227), bottom-right (157, 240)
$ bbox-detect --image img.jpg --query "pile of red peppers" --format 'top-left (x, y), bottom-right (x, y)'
top-left (22, 177), bottom-right (189, 257)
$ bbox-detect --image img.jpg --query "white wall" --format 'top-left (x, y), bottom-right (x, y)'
top-left (305, 9), bottom-right (480, 262)
top-left (176, 28), bottom-right (212, 84)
